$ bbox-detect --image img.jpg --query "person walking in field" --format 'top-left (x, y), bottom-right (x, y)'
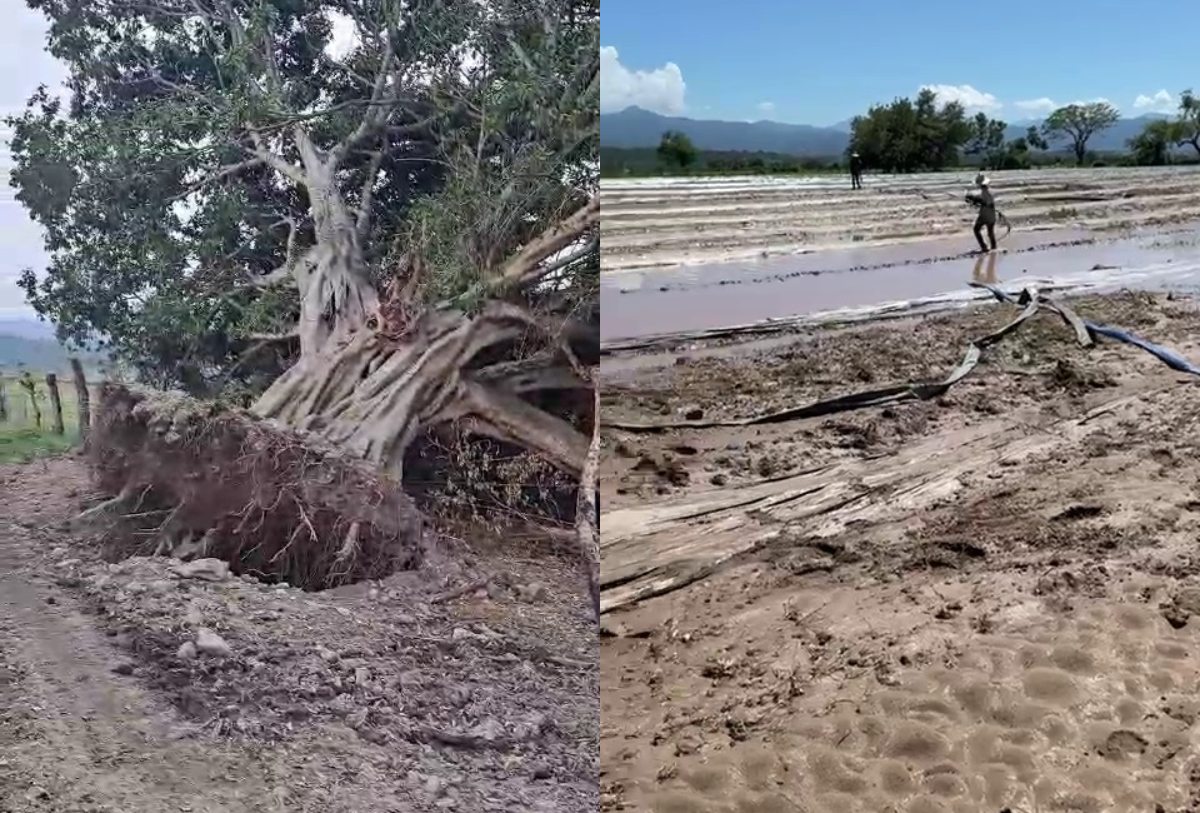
top-left (849, 152), bottom-right (863, 190)
top-left (966, 172), bottom-right (997, 253)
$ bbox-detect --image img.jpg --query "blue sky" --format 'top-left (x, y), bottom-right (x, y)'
top-left (601, 0), bottom-right (1196, 126)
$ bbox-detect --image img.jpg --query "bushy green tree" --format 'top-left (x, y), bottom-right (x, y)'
top-left (1042, 102), bottom-right (1120, 166)
top-left (1025, 126), bottom-right (1048, 151)
top-left (964, 112), bottom-right (1008, 168)
top-left (1176, 89), bottom-right (1200, 158)
top-left (7, 0), bottom-right (599, 479)
top-left (847, 89), bottom-right (970, 173)
top-left (656, 130), bottom-right (697, 170)
top-left (1129, 118), bottom-right (1180, 166)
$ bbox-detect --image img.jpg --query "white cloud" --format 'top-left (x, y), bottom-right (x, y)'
top-left (1014, 97), bottom-right (1058, 115)
top-left (1133, 89), bottom-right (1176, 114)
top-left (921, 83), bottom-right (1002, 113)
top-left (324, 11), bottom-right (359, 61)
top-left (600, 46), bottom-right (686, 115)
top-left (757, 101), bottom-right (776, 116)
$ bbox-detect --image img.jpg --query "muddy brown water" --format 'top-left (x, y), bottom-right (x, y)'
top-left (601, 226), bottom-right (1200, 343)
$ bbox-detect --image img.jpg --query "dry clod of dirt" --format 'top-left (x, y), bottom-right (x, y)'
top-left (194, 628), bottom-right (232, 657)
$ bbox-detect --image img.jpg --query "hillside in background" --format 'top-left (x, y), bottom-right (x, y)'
top-left (0, 324), bottom-right (106, 373)
top-left (0, 317), bottom-right (56, 341)
top-left (600, 106), bottom-right (1175, 156)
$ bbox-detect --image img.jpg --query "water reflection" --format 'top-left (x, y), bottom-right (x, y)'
top-left (601, 228), bottom-right (1200, 342)
top-left (970, 251), bottom-right (999, 285)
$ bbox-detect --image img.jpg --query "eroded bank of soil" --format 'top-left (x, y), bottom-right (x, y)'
top-left (600, 291), bottom-right (1200, 812)
top-left (0, 460), bottom-right (597, 812)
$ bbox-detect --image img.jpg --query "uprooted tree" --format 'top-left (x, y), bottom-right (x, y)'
top-left (9, 0), bottom-right (599, 600)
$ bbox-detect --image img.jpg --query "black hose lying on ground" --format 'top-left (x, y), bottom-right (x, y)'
top-left (604, 287), bottom-right (1198, 433)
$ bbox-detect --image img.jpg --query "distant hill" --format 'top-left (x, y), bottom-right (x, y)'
top-left (601, 106), bottom-right (1175, 156)
top-left (1001, 113), bottom-right (1173, 152)
top-left (0, 317), bottom-right (56, 341)
top-left (601, 107), bottom-right (848, 156)
top-left (0, 331), bottom-right (106, 374)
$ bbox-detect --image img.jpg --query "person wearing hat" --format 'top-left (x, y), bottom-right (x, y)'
top-left (966, 172), bottom-right (997, 253)
top-left (849, 151), bottom-right (863, 190)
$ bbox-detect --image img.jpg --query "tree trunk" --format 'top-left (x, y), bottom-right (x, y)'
top-left (576, 385), bottom-right (600, 620)
top-left (45, 373), bottom-right (65, 435)
top-left (250, 138), bottom-right (589, 484)
top-left (0, 379), bottom-right (7, 422)
top-left (70, 358), bottom-right (91, 439)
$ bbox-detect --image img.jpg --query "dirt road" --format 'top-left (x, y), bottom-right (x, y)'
top-left (600, 290), bottom-right (1200, 812)
top-left (0, 458), bottom-right (597, 812)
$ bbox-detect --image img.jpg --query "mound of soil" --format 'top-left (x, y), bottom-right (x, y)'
top-left (88, 383), bottom-right (428, 589)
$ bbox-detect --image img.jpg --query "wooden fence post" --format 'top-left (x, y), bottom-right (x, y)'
top-left (0, 378), bottom-right (7, 422)
top-left (18, 372), bottom-right (40, 429)
top-left (45, 373), bottom-right (65, 435)
top-left (70, 358), bottom-right (90, 439)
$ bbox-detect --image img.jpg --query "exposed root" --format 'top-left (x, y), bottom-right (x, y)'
top-left (73, 482), bottom-right (140, 526)
top-left (252, 303), bottom-right (590, 480)
top-left (90, 382), bottom-right (429, 590)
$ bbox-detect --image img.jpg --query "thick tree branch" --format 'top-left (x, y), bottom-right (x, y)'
top-left (490, 196), bottom-right (599, 292)
top-left (329, 31), bottom-right (397, 169)
top-left (577, 383), bottom-right (600, 620)
top-left (246, 129), bottom-right (308, 186)
top-left (471, 364), bottom-right (586, 394)
top-left (170, 156), bottom-right (265, 201)
top-left (356, 145), bottom-right (387, 239)
top-left (453, 380), bottom-right (589, 477)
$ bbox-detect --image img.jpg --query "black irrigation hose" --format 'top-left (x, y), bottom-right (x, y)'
top-left (604, 287), bottom-right (1200, 434)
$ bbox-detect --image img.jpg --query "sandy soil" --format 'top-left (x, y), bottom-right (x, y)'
top-left (599, 290), bottom-right (1200, 812)
top-left (0, 458), bottom-right (597, 812)
top-left (601, 166), bottom-right (1200, 272)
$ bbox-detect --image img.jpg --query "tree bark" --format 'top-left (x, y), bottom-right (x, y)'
top-left (249, 140), bottom-right (592, 483)
top-left (45, 373), bottom-right (65, 435)
top-left (70, 358), bottom-right (91, 439)
top-left (576, 384), bottom-right (600, 620)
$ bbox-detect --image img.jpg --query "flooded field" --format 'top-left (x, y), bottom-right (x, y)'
top-left (600, 167), bottom-right (1200, 343)
top-left (602, 166), bottom-right (1200, 272)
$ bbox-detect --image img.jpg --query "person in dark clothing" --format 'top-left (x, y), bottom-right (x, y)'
top-left (849, 152), bottom-right (863, 190)
top-left (965, 173), bottom-right (997, 253)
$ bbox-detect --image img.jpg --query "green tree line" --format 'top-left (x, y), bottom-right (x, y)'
top-left (628, 88), bottom-right (1200, 177)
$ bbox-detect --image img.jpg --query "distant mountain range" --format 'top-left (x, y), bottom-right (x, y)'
top-left (0, 317), bottom-right (56, 341)
top-left (600, 106), bottom-right (1173, 156)
top-left (0, 318), bottom-right (106, 374)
